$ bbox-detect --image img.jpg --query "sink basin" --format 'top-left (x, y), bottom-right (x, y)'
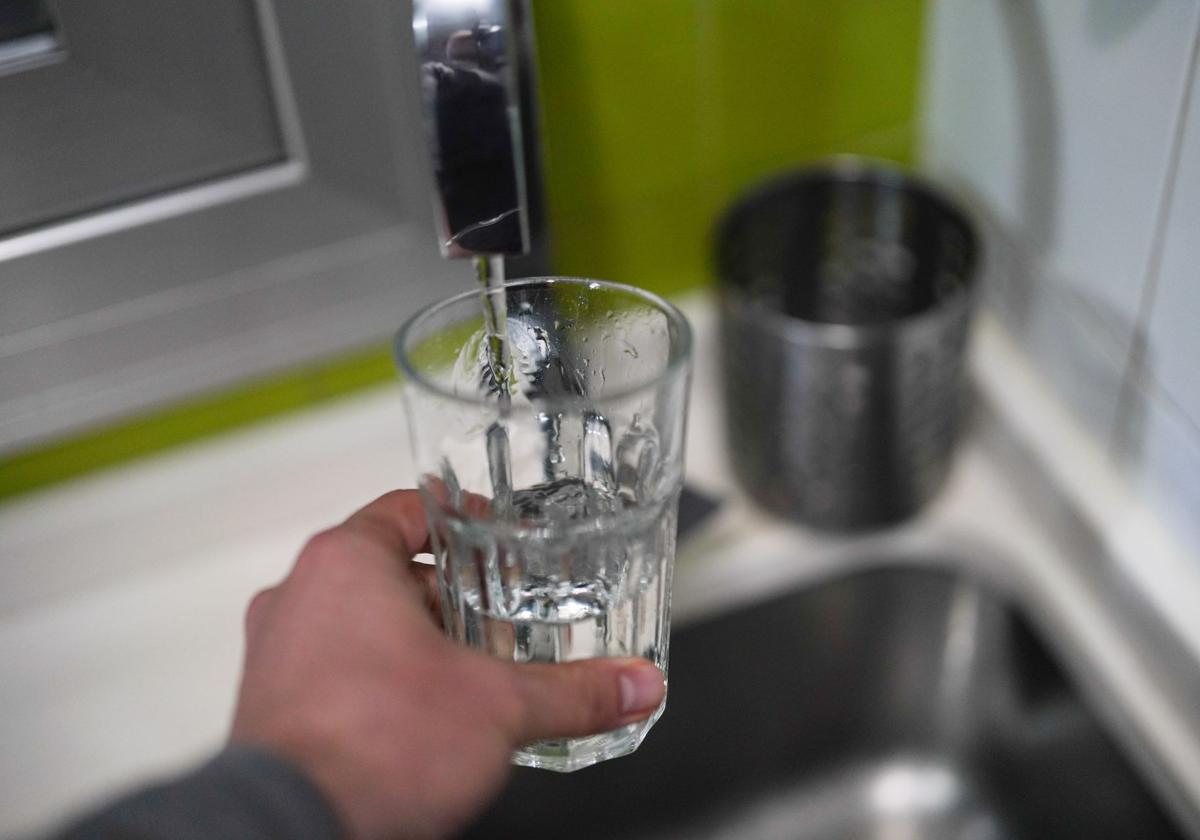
top-left (462, 564), bottom-right (1187, 839)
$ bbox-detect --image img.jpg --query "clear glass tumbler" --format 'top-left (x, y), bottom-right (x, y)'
top-left (396, 277), bottom-right (692, 771)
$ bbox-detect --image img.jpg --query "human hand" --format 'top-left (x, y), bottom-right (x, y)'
top-left (230, 490), bottom-right (665, 840)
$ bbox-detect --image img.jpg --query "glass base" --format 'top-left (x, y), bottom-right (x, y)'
top-left (512, 704), bottom-right (664, 772)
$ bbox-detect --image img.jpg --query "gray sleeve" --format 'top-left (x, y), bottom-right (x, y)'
top-left (48, 745), bottom-right (341, 840)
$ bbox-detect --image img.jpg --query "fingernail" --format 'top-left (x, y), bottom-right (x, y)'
top-left (618, 665), bottom-right (665, 714)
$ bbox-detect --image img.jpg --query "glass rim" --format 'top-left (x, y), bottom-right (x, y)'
top-left (394, 276), bottom-right (693, 410)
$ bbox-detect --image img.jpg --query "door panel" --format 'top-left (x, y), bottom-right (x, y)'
top-left (0, 0), bottom-right (466, 453)
top-left (0, 0), bottom-right (284, 234)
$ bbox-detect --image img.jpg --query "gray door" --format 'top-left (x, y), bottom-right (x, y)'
top-left (0, 1), bottom-right (284, 234)
top-left (0, 0), bottom-right (462, 453)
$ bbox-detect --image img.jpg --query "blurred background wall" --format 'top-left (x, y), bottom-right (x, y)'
top-left (0, 0), bottom-right (925, 498)
top-left (533, 0), bottom-right (924, 296)
top-left (1, 0), bottom-right (1198, 586)
top-left (922, 0), bottom-right (1200, 553)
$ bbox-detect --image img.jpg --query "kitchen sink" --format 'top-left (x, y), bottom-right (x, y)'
top-left (462, 563), bottom-right (1187, 839)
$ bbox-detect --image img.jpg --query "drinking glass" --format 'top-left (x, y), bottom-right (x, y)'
top-left (396, 277), bottom-right (692, 771)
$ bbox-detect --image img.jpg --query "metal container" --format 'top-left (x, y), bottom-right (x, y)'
top-left (716, 160), bottom-right (979, 531)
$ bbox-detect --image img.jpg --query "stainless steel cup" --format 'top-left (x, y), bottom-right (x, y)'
top-left (716, 160), bottom-right (979, 531)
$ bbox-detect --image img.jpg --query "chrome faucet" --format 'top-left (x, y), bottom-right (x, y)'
top-left (411, 0), bottom-right (535, 261)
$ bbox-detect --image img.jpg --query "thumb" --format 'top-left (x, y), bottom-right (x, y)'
top-left (506, 658), bottom-right (666, 744)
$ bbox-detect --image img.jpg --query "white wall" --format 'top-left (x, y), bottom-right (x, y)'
top-left (921, 0), bottom-right (1200, 554)
top-left (1136, 50), bottom-right (1200, 552)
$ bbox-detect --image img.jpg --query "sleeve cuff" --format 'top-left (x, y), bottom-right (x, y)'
top-left (51, 744), bottom-right (342, 840)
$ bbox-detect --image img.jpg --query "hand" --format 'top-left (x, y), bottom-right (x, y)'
top-left (230, 490), bottom-right (665, 840)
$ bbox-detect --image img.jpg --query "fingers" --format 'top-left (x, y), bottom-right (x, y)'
top-left (406, 560), bottom-right (442, 621)
top-left (420, 476), bottom-right (492, 519)
top-left (505, 658), bottom-right (666, 744)
top-left (244, 586), bottom-right (278, 637)
top-left (342, 489), bottom-right (432, 558)
top-left (281, 490), bottom-right (446, 626)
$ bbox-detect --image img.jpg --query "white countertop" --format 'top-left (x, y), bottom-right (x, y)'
top-left (2, 293), bottom-right (1197, 837)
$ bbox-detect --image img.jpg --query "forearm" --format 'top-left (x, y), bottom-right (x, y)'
top-left (48, 746), bottom-right (340, 840)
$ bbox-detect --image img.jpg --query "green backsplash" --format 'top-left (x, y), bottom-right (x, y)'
top-left (533, 0), bottom-right (926, 296)
top-left (0, 1), bottom-right (926, 499)
top-left (0, 345), bottom-right (398, 502)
